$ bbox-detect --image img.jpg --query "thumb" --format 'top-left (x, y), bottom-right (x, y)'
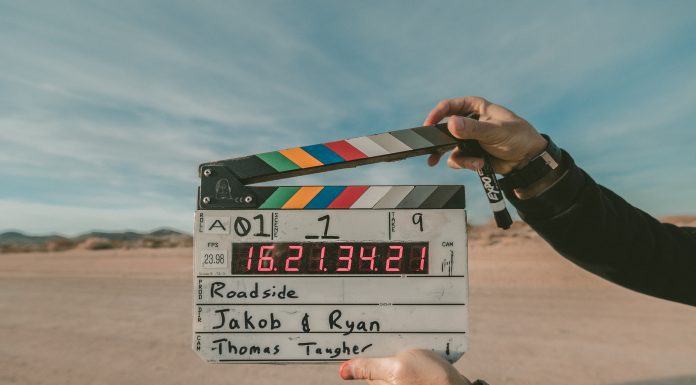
top-left (340, 358), bottom-right (392, 381)
top-left (447, 115), bottom-right (496, 142)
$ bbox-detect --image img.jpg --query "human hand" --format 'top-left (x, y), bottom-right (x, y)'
top-left (338, 349), bottom-right (472, 385)
top-left (424, 96), bottom-right (547, 175)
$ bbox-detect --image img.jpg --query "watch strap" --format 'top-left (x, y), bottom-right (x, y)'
top-left (499, 134), bottom-right (562, 190)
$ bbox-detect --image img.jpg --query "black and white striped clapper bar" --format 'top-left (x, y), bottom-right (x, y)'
top-left (193, 123), bottom-right (469, 364)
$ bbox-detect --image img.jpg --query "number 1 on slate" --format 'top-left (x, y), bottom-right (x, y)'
top-left (305, 215), bottom-right (339, 240)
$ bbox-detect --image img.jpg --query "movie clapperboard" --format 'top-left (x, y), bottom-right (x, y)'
top-left (193, 123), bottom-right (469, 364)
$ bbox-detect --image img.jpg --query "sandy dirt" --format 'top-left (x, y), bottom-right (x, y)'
top-left (1, 227), bottom-right (695, 385)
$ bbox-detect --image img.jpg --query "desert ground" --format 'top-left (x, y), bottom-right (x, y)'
top-left (1, 222), bottom-right (694, 385)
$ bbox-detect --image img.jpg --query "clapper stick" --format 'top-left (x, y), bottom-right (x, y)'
top-left (200, 124), bottom-right (461, 185)
top-left (198, 120), bottom-right (512, 228)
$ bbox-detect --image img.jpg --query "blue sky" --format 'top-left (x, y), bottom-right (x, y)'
top-left (1, 1), bottom-right (695, 235)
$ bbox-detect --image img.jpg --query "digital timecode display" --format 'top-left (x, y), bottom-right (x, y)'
top-left (231, 242), bottom-right (429, 275)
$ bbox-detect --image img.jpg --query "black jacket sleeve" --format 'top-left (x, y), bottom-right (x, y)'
top-left (502, 151), bottom-right (696, 307)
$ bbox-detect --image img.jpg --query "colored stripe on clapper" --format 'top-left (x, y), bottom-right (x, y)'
top-left (328, 186), bottom-right (369, 208)
top-left (349, 186), bottom-right (392, 208)
top-left (368, 133), bottom-right (411, 153)
top-left (254, 127), bottom-right (452, 175)
top-left (323, 140), bottom-right (367, 161)
top-left (258, 187), bottom-right (300, 209)
top-left (302, 144), bottom-right (344, 165)
top-left (373, 186), bottom-right (414, 209)
top-left (254, 185), bottom-right (465, 209)
top-left (346, 137), bottom-right (389, 157)
top-left (396, 186), bottom-right (439, 208)
top-left (282, 186), bottom-right (323, 208)
top-left (279, 148), bottom-right (323, 168)
top-left (305, 186), bottom-right (345, 208)
top-left (257, 152), bottom-right (299, 172)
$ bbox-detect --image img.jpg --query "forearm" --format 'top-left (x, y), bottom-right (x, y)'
top-left (503, 152), bottom-right (696, 306)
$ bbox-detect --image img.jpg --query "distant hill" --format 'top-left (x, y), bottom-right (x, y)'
top-left (0, 231), bottom-right (69, 245)
top-left (0, 229), bottom-right (192, 253)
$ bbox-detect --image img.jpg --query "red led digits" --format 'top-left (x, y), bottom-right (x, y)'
top-left (285, 245), bottom-right (302, 272)
top-left (246, 246), bottom-right (254, 271)
top-left (257, 245), bottom-right (274, 272)
top-left (232, 242), bottom-right (428, 275)
top-left (418, 246), bottom-right (426, 271)
top-left (307, 245), bottom-right (327, 272)
top-left (336, 245), bottom-right (353, 272)
top-left (385, 245), bottom-right (403, 272)
top-left (358, 245), bottom-right (377, 272)
top-left (407, 245), bottom-right (427, 272)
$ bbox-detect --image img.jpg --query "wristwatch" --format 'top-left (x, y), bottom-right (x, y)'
top-left (499, 134), bottom-right (563, 191)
